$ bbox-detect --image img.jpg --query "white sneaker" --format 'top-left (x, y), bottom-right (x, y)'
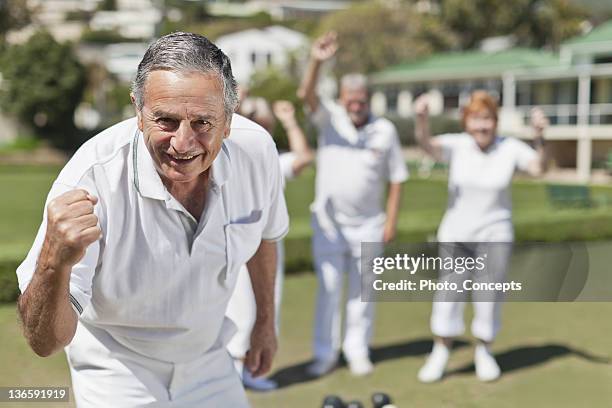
top-left (348, 356), bottom-right (374, 377)
top-left (418, 342), bottom-right (450, 383)
top-left (306, 358), bottom-right (337, 377)
top-left (242, 368), bottom-right (278, 391)
top-left (474, 343), bottom-right (501, 382)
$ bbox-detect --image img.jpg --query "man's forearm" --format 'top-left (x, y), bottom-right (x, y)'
top-left (386, 183), bottom-right (402, 226)
top-left (297, 59), bottom-right (322, 112)
top-left (415, 115), bottom-right (440, 161)
top-left (246, 240), bottom-right (277, 325)
top-left (18, 242), bottom-right (77, 357)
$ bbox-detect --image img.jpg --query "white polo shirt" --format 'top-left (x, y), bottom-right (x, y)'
top-left (278, 151), bottom-right (296, 182)
top-left (311, 98), bottom-right (408, 227)
top-left (436, 133), bottom-right (536, 242)
top-left (16, 114), bottom-right (289, 363)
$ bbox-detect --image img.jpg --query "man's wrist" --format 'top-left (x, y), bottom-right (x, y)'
top-left (281, 120), bottom-right (299, 130)
top-left (309, 57), bottom-right (324, 67)
top-left (533, 135), bottom-right (545, 148)
top-left (38, 242), bottom-right (74, 277)
top-left (254, 313), bottom-right (274, 327)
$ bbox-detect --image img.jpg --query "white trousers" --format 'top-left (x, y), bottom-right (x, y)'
top-left (430, 242), bottom-right (512, 343)
top-left (225, 241), bottom-right (284, 360)
top-left (311, 214), bottom-right (383, 362)
top-left (66, 322), bottom-right (249, 408)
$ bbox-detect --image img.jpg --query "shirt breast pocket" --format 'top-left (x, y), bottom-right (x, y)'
top-left (224, 210), bottom-right (263, 281)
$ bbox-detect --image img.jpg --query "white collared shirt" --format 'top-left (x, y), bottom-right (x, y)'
top-left (435, 132), bottom-right (537, 242)
top-left (16, 114), bottom-right (289, 363)
top-left (311, 98), bottom-right (409, 226)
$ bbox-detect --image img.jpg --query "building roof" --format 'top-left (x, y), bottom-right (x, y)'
top-left (371, 48), bottom-right (560, 85)
top-left (563, 20), bottom-right (612, 46)
top-left (216, 25), bottom-right (307, 49)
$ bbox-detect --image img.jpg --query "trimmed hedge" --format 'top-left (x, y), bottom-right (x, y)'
top-left (386, 114), bottom-right (463, 146)
top-left (4, 214), bottom-right (612, 303)
top-left (0, 259), bottom-right (21, 303)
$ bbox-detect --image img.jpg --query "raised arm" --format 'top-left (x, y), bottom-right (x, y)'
top-left (413, 94), bottom-right (445, 162)
top-left (273, 100), bottom-right (314, 176)
top-left (17, 189), bottom-right (101, 357)
top-left (526, 107), bottom-right (549, 177)
top-left (297, 31), bottom-right (338, 113)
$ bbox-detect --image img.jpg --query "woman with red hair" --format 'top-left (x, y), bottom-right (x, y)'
top-left (414, 90), bottom-right (548, 382)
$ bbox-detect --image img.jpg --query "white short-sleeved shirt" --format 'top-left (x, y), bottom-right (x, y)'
top-left (311, 98), bottom-right (409, 226)
top-left (435, 133), bottom-right (537, 242)
top-left (16, 114), bottom-right (289, 363)
top-left (278, 151), bottom-right (296, 183)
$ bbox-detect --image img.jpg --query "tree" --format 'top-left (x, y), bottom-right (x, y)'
top-left (165, 0), bottom-right (210, 23)
top-left (97, 0), bottom-right (117, 11)
top-left (0, 0), bottom-right (30, 46)
top-left (512, 0), bottom-right (588, 49)
top-left (0, 31), bottom-right (86, 148)
top-left (439, 0), bottom-right (588, 50)
top-left (248, 67), bottom-right (308, 149)
top-left (316, 2), bottom-right (458, 76)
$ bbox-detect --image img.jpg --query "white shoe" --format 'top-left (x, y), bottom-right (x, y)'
top-left (242, 368), bottom-right (278, 391)
top-left (474, 344), bottom-right (501, 382)
top-left (418, 342), bottom-right (450, 383)
top-left (306, 357), bottom-right (337, 377)
top-left (348, 356), bottom-right (374, 377)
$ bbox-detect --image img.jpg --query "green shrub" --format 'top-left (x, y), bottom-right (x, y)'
top-left (80, 29), bottom-right (134, 44)
top-left (385, 114), bottom-right (463, 146)
top-left (0, 259), bottom-right (20, 303)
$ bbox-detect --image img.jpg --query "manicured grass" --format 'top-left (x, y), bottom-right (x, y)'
top-left (0, 165), bottom-right (62, 261)
top-left (1, 274), bottom-right (611, 407)
top-left (2, 164), bottom-right (612, 406)
top-left (4, 165), bottom-right (612, 264)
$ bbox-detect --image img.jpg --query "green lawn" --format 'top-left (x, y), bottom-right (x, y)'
top-left (4, 164), bottom-right (612, 266)
top-left (1, 275), bottom-right (611, 407)
top-left (2, 165), bottom-right (612, 407)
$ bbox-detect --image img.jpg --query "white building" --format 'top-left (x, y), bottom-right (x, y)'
top-left (206, 0), bottom-right (351, 19)
top-left (89, 8), bottom-right (162, 40)
top-left (104, 42), bottom-right (149, 82)
top-left (215, 25), bottom-right (308, 85)
top-left (370, 21), bottom-right (612, 181)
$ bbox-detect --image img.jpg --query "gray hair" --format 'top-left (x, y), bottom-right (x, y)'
top-left (340, 73), bottom-right (368, 92)
top-left (132, 32), bottom-right (238, 122)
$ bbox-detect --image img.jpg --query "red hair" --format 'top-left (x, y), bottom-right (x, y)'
top-left (462, 90), bottom-right (498, 127)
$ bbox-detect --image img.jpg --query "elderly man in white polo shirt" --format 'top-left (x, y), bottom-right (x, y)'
top-left (15, 32), bottom-right (288, 407)
top-left (297, 32), bottom-right (409, 377)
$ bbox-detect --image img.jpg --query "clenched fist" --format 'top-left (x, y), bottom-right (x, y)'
top-left (311, 31), bottom-right (338, 62)
top-left (413, 94), bottom-right (430, 118)
top-left (272, 100), bottom-right (296, 125)
top-left (44, 189), bottom-right (101, 268)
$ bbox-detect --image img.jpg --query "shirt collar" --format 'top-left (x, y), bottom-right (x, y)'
top-left (132, 129), bottom-right (232, 200)
top-left (470, 135), bottom-right (503, 154)
top-left (210, 142), bottom-right (232, 188)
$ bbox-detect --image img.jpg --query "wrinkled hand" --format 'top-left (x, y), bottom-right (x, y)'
top-left (272, 100), bottom-right (296, 125)
top-left (245, 320), bottom-right (277, 377)
top-left (45, 189), bottom-right (101, 268)
top-left (311, 31), bottom-right (338, 62)
top-left (413, 94), bottom-right (429, 118)
top-left (530, 107), bottom-right (549, 134)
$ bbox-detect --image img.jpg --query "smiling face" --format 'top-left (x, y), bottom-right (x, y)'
top-left (465, 109), bottom-right (497, 150)
top-left (133, 70), bottom-right (231, 190)
top-left (462, 91), bottom-right (499, 151)
top-left (339, 86), bottom-right (370, 128)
